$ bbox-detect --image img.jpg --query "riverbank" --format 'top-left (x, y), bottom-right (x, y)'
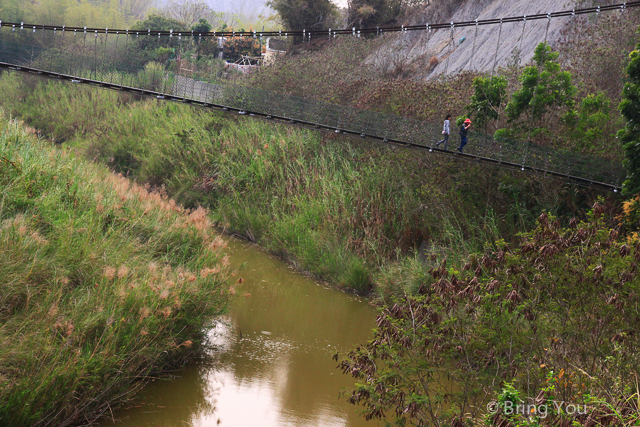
top-left (98, 235), bottom-right (378, 427)
top-left (0, 114), bottom-right (230, 426)
top-left (0, 73), bottom-right (601, 296)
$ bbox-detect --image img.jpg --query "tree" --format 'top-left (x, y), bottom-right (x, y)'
top-left (131, 14), bottom-right (188, 51)
top-left (191, 19), bottom-right (216, 58)
top-left (224, 37), bottom-right (262, 60)
top-left (505, 42), bottom-right (576, 128)
top-left (267, 0), bottom-right (337, 43)
top-left (347, 0), bottom-right (403, 29)
top-left (619, 28), bottom-right (640, 196)
top-left (466, 75), bottom-right (508, 133)
top-left (163, 0), bottom-right (213, 28)
top-left (132, 14), bottom-right (188, 33)
top-left (565, 92), bottom-right (611, 152)
top-left (0, 0), bottom-right (28, 22)
top-left (192, 18), bottom-right (212, 34)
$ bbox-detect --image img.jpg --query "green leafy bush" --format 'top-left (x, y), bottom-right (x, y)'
top-left (267, 0), bottom-right (337, 43)
top-left (619, 28), bottom-right (640, 196)
top-left (505, 42), bottom-right (577, 133)
top-left (565, 92), bottom-right (611, 152)
top-left (466, 75), bottom-right (507, 133)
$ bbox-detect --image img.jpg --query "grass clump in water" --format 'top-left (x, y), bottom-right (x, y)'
top-left (0, 115), bottom-right (231, 426)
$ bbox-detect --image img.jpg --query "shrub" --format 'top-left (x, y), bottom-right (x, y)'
top-left (339, 206), bottom-right (640, 426)
top-left (267, 0), bottom-right (338, 43)
top-left (566, 92), bottom-right (612, 153)
top-left (466, 75), bottom-right (507, 133)
top-left (619, 28), bottom-right (640, 197)
top-left (505, 42), bottom-right (576, 133)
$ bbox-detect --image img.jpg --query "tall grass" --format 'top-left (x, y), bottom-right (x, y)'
top-left (0, 113), bottom-right (230, 426)
top-left (0, 72), bottom-right (599, 295)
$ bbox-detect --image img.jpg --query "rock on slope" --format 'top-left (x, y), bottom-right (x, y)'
top-left (367, 0), bottom-right (617, 79)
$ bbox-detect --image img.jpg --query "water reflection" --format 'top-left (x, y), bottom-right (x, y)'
top-left (100, 238), bottom-right (378, 427)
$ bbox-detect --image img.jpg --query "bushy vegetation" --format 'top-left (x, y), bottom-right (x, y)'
top-left (499, 42), bottom-right (577, 143)
top-left (0, 113), bottom-right (230, 426)
top-left (267, 0), bottom-right (338, 41)
top-left (465, 75), bottom-right (507, 133)
top-left (331, 24), bottom-right (640, 427)
top-left (346, 0), bottom-right (405, 29)
top-left (619, 29), bottom-right (640, 196)
top-left (339, 205), bottom-right (640, 426)
top-left (0, 0), bottom-right (275, 32)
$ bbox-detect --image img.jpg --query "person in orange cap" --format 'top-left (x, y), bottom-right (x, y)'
top-left (458, 118), bottom-right (472, 152)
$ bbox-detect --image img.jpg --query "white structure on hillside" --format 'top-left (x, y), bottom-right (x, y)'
top-left (264, 37), bottom-right (287, 63)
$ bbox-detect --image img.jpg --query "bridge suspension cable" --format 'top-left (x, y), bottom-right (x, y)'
top-left (0, 1), bottom-right (637, 38)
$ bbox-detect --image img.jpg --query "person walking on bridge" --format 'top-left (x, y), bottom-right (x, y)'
top-left (435, 114), bottom-right (452, 150)
top-left (458, 118), bottom-right (471, 152)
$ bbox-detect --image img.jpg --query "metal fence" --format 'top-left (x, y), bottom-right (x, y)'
top-left (0, 22), bottom-right (626, 191)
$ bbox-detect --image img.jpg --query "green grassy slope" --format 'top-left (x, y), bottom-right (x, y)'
top-left (0, 113), bottom-right (230, 426)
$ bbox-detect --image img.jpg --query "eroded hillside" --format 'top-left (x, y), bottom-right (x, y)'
top-left (368, 0), bottom-right (621, 79)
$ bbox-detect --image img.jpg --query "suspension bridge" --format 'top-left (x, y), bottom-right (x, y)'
top-left (0, 1), bottom-right (636, 192)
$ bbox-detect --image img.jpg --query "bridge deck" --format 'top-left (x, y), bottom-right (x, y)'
top-left (0, 61), bottom-right (624, 192)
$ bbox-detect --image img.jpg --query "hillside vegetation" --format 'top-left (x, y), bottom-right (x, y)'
top-left (0, 113), bottom-right (230, 426)
top-left (335, 22), bottom-right (640, 427)
top-left (0, 73), bottom-right (604, 295)
top-left (0, 0), bottom-right (275, 35)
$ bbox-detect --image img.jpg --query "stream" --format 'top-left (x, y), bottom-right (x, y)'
top-left (99, 237), bottom-right (379, 427)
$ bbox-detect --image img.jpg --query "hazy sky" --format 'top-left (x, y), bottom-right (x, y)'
top-left (201, 0), bottom-right (348, 14)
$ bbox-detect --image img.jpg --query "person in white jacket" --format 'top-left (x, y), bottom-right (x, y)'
top-left (435, 114), bottom-right (451, 150)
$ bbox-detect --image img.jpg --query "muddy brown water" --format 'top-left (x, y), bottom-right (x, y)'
top-left (99, 237), bottom-right (379, 427)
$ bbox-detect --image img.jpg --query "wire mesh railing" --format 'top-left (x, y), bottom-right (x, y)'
top-left (0, 15), bottom-right (627, 191)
